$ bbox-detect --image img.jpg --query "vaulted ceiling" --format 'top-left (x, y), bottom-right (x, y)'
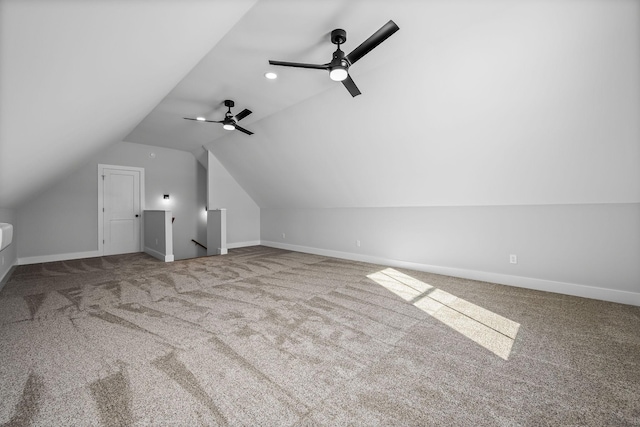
top-left (1, 0), bottom-right (638, 209)
top-left (0, 0), bottom-right (257, 208)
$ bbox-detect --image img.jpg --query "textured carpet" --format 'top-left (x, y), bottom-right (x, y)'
top-left (0, 246), bottom-right (638, 426)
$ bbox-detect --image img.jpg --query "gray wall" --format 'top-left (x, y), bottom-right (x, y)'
top-left (261, 204), bottom-right (640, 304)
top-left (0, 208), bottom-right (17, 285)
top-left (17, 141), bottom-right (206, 261)
top-left (144, 210), bottom-right (173, 261)
top-left (207, 151), bottom-right (260, 246)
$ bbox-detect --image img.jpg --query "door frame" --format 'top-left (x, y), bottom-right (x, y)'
top-left (98, 164), bottom-right (145, 256)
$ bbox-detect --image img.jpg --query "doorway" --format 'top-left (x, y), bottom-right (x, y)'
top-left (98, 164), bottom-right (145, 255)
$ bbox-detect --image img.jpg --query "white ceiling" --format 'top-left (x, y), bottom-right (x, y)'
top-left (2, 0), bottom-right (638, 209)
top-left (0, 0), bottom-right (257, 208)
top-left (200, 0), bottom-right (639, 209)
top-left (125, 0), bottom-right (517, 157)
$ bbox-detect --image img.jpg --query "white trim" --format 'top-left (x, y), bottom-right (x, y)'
top-left (260, 241), bottom-right (640, 307)
top-left (144, 246), bottom-right (174, 262)
top-left (98, 164), bottom-right (145, 256)
top-left (18, 250), bottom-right (102, 265)
top-left (227, 240), bottom-right (261, 249)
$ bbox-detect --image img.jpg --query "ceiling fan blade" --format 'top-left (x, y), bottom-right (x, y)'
top-left (342, 75), bottom-right (361, 97)
top-left (269, 60), bottom-right (328, 70)
top-left (184, 117), bottom-right (223, 123)
top-left (345, 20), bottom-right (399, 65)
top-left (234, 109), bottom-right (252, 121)
top-left (234, 125), bottom-right (254, 135)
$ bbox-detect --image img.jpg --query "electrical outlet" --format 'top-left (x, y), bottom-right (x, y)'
top-left (155, 238), bottom-right (158, 245)
top-left (356, 240), bottom-right (361, 247)
top-left (1, 256), bottom-right (4, 266)
top-left (282, 233), bottom-right (286, 239)
top-left (509, 254), bottom-right (518, 264)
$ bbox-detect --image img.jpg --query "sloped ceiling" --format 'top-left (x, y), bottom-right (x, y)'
top-left (2, 0), bottom-right (638, 210)
top-left (129, 0), bottom-right (640, 208)
top-left (0, 0), bottom-right (257, 208)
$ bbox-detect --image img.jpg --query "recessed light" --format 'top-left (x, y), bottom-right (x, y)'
top-left (264, 71), bottom-right (277, 80)
top-left (196, 117), bottom-right (205, 121)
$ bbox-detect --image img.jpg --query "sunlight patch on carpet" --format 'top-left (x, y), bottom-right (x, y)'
top-left (367, 268), bottom-right (519, 360)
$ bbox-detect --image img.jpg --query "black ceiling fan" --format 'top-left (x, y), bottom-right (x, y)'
top-left (268, 20), bottom-right (399, 97)
top-left (184, 100), bottom-right (254, 135)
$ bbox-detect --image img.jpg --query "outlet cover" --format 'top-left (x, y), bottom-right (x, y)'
top-left (509, 254), bottom-right (518, 264)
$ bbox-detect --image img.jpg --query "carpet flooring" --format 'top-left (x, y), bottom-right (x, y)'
top-left (0, 246), bottom-right (638, 426)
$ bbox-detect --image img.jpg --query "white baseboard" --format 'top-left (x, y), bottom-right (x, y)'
top-left (144, 247), bottom-right (174, 262)
top-left (227, 240), bottom-right (261, 249)
top-left (260, 240), bottom-right (640, 307)
top-left (18, 250), bottom-right (102, 265)
top-left (13, 241), bottom-right (639, 307)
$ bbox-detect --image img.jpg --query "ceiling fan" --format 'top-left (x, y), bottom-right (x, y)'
top-left (268, 20), bottom-right (399, 97)
top-left (184, 100), bottom-right (254, 135)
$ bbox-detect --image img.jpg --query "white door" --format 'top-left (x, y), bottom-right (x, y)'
top-left (103, 168), bottom-right (141, 255)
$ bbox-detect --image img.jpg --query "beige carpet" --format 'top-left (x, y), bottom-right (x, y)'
top-left (0, 246), bottom-right (638, 426)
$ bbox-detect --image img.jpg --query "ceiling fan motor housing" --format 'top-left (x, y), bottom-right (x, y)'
top-left (331, 29), bottom-right (347, 45)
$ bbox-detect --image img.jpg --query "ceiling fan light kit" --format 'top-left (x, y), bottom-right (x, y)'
top-left (329, 66), bottom-right (348, 82)
top-left (268, 20), bottom-right (399, 97)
